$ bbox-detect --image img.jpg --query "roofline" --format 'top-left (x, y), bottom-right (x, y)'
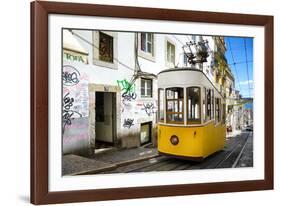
top-left (157, 67), bottom-right (199, 75)
top-left (158, 67), bottom-right (225, 99)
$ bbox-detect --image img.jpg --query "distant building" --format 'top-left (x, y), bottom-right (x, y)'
top-left (232, 90), bottom-right (244, 131)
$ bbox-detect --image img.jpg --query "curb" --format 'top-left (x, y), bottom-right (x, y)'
top-left (75, 153), bottom-right (160, 175)
top-left (115, 153), bottom-right (160, 167)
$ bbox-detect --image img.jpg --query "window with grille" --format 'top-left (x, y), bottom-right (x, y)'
top-left (99, 32), bottom-right (113, 63)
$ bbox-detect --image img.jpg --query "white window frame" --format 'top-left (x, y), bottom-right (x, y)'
top-left (93, 31), bottom-right (118, 69)
top-left (140, 78), bottom-right (153, 98)
top-left (165, 37), bottom-right (176, 68)
top-left (138, 33), bottom-right (155, 62)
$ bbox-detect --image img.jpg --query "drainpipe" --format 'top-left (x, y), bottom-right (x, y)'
top-left (134, 33), bottom-right (142, 76)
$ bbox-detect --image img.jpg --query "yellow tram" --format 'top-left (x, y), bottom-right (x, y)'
top-left (157, 68), bottom-right (226, 161)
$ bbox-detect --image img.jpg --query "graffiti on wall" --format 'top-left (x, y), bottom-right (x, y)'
top-left (123, 118), bottom-right (134, 129)
top-left (117, 78), bottom-right (157, 130)
top-left (142, 102), bottom-right (156, 116)
top-left (121, 92), bottom-right (137, 102)
top-left (62, 93), bottom-right (82, 133)
top-left (62, 65), bottom-right (89, 117)
top-left (117, 79), bottom-right (135, 93)
top-left (62, 65), bottom-right (80, 86)
top-left (62, 65), bottom-right (89, 145)
top-left (117, 79), bottom-right (137, 115)
top-left (117, 79), bottom-right (137, 104)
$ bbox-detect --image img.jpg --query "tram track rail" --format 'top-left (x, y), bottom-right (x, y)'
top-left (100, 131), bottom-right (252, 174)
top-left (231, 132), bottom-right (252, 168)
top-left (215, 131), bottom-right (251, 168)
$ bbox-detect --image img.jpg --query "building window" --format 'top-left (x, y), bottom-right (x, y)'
top-left (93, 31), bottom-right (118, 69)
top-left (138, 33), bottom-right (155, 62)
top-left (141, 78), bottom-right (152, 98)
top-left (158, 89), bottom-right (164, 122)
top-left (99, 32), bottom-right (113, 63)
top-left (166, 87), bottom-right (184, 124)
top-left (140, 33), bottom-right (154, 54)
top-left (166, 41), bottom-right (175, 67)
top-left (183, 53), bottom-right (188, 66)
top-left (187, 87), bottom-right (201, 124)
top-left (191, 35), bottom-right (196, 42)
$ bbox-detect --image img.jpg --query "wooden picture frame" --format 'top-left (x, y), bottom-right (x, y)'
top-left (31, 0), bottom-right (274, 204)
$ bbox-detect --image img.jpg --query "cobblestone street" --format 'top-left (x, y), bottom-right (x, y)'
top-left (63, 130), bottom-right (253, 175)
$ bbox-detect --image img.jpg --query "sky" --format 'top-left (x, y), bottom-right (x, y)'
top-left (224, 37), bottom-right (253, 98)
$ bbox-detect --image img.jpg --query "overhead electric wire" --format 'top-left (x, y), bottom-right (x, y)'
top-left (70, 30), bottom-right (250, 97)
top-left (172, 35), bottom-right (193, 67)
top-left (227, 38), bottom-right (242, 92)
top-left (175, 35), bottom-right (235, 71)
top-left (243, 38), bottom-right (252, 98)
top-left (228, 60), bottom-right (253, 66)
top-left (172, 35), bottom-right (185, 45)
top-left (70, 29), bottom-right (135, 72)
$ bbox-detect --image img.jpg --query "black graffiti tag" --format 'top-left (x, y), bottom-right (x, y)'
top-left (62, 93), bottom-right (82, 133)
top-left (142, 103), bottom-right (156, 116)
top-left (122, 92), bottom-right (137, 102)
top-left (62, 65), bottom-right (80, 86)
top-left (123, 118), bottom-right (134, 129)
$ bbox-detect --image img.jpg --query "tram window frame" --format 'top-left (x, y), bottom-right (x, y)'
top-left (158, 88), bottom-right (165, 122)
top-left (222, 103), bottom-right (226, 124)
top-left (202, 87), bottom-right (206, 122)
top-left (206, 88), bottom-right (211, 121)
top-left (166, 87), bottom-right (184, 124)
top-left (211, 89), bottom-right (214, 120)
top-left (215, 97), bottom-right (221, 124)
top-left (186, 87), bottom-right (201, 124)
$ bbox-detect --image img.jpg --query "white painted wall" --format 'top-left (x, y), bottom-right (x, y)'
top-left (62, 29), bottom-right (216, 151)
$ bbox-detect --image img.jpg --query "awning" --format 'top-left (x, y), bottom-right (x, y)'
top-left (63, 30), bottom-right (89, 64)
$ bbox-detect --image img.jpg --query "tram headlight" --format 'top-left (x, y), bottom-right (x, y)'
top-left (170, 135), bottom-right (179, 145)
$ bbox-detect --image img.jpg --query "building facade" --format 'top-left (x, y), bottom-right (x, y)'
top-left (62, 29), bottom-right (235, 156)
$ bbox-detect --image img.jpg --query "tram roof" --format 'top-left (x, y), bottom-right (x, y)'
top-left (158, 67), bottom-right (225, 99)
top-left (157, 67), bottom-right (203, 75)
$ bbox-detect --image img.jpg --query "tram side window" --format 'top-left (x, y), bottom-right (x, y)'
top-left (158, 89), bottom-right (164, 122)
top-left (215, 98), bottom-right (221, 124)
top-left (211, 89), bottom-right (214, 120)
top-left (206, 89), bottom-right (211, 121)
top-left (202, 87), bottom-right (206, 122)
top-left (166, 87), bottom-right (184, 124)
top-left (187, 87), bottom-right (201, 124)
top-left (222, 103), bottom-right (226, 124)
